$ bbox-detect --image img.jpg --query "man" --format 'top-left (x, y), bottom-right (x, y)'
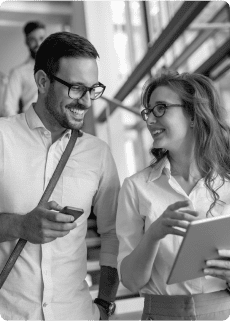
top-left (0, 71), bottom-right (7, 109)
top-left (1, 21), bottom-right (46, 116)
top-left (0, 32), bottom-right (120, 320)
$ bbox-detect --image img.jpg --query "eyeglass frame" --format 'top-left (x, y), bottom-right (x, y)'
top-left (49, 74), bottom-right (106, 100)
top-left (141, 103), bottom-right (184, 121)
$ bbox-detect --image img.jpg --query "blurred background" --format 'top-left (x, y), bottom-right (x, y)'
top-left (0, 1), bottom-right (229, 319)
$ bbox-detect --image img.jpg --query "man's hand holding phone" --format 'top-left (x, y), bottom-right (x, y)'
top-left (20, 201), bottom-right (84, 244)
top-left (60, 206), bottom-right (84, 221)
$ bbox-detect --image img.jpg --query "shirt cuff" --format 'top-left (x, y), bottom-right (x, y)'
top-left (99, 253), bottom-right (117, 268)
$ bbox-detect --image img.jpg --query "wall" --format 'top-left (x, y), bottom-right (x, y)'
top-left (83, 1), bottom-right (129, 183)
top-left (0, 26), bottom-right (27, 75)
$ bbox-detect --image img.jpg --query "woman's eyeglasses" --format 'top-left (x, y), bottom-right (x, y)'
top-left (141, 103), bottom-right (184, 121)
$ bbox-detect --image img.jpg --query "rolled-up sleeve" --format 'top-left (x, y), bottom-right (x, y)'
top-left (116, 178), bottom-right (145, 280)
top-left (93, 145), bottom-right (120, 268)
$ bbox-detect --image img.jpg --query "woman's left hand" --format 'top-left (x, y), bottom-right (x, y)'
top-left (204, 250), bottom-right (230, 283)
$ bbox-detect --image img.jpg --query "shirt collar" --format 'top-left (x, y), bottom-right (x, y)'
top-left (147, 157), bottom-right (205, 188)
top-left (25, 104), bottom-right (45, 130)
top-left (147, 157), bottom-right (171, 182)
top-left (25, 104), bottom-right (72, 139)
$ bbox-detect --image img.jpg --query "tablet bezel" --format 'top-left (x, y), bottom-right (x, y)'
top-left (166, 214), bottom-right (230, 285)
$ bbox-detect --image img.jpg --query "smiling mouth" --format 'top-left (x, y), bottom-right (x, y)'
top-left (152, 129), bottom-right (165, 136)
top-left (68, 108), bottom-right (85, 117)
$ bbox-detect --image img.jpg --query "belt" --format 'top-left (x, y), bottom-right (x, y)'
top-left (143, 290), bottom-right (230, 319)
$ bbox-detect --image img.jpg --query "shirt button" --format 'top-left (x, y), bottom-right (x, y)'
top-left (43, 303), bottom-right (48, 308)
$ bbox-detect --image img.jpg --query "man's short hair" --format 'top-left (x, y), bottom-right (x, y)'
top-left (23, 21), bottom-right (46, 36)
top-left (34, 31), bottom-right (99, 77)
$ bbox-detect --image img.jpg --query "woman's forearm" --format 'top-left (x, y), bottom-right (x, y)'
top-left (120, 229), bottom-right (160, 293)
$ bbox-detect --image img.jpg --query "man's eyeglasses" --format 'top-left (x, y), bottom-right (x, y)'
top-left (50, 74), bottom-right (106, 100)
top-left (141, 103), bottom-right (184, 121)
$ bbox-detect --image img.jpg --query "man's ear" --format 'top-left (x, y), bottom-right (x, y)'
top-left (34, 70), bottom-right (50, 94)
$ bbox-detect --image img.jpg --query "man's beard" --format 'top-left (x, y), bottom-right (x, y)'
top-left (45, 86), bottom-right (85, 131)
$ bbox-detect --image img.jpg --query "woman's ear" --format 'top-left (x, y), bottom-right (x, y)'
top-left (34, 70), bottom-right (49, 94)
top-left (190, 117), bottom-right (194, 128)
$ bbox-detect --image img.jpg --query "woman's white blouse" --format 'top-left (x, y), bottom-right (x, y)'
top-left (116, 157), bottom-right (230, 296)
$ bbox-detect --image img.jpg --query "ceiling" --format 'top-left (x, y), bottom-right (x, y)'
top-left (0, 1), bottom-right (72, 27)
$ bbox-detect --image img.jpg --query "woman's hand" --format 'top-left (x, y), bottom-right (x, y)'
top-left (204, 250), bottom-right (230, 283)
top-left (150, 200), bottom-right (199, 241)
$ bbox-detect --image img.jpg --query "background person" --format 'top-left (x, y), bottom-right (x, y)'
top-left (0, 71), bottom-right (7, 110)
top-left (1, 21), bottom-right (46, 116)
top-left (0, 31), bottom-right (119, 320)
top-left (116, 70), bottom-right (230, 320)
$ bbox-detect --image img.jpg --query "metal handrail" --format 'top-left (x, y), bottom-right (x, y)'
top-left (100, 95), bottom-right (141, 117)
top-left (97, 1), bottom-right (209, 123)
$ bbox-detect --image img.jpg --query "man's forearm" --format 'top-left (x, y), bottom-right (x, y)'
top-left (0, 213), bottom-right (22, 242)
top-left (98, 265), bottom-right (119, 301)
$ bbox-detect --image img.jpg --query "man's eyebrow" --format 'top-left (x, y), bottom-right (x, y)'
top-left (71, 81), bottom-right (100, 87)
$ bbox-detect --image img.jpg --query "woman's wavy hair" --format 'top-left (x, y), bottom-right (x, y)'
top-left (141, 70), bottom-right (230, 215)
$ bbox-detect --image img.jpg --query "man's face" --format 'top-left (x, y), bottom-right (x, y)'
top-left (44, 56), bottom-right (98, 131)
top-left (26, 28), bottom-right (46, 59)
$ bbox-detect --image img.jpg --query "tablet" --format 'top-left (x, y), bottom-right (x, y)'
top-left (166, 214), bottom-right (230, 285)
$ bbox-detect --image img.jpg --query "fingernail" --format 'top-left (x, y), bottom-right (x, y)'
top-left (204, 269), bottom-right (209, 274)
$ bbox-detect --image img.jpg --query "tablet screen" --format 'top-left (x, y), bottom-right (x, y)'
top-left (167, 214), bottom-right (230, 285)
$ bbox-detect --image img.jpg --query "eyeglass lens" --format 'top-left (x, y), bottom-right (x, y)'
top-left (141, 104), bottom-right (166, 121)
top-left (69, 86), bottom-right (104, 100)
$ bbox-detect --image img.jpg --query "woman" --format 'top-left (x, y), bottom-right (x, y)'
top-left (116, 71), bottom-right (230, 320)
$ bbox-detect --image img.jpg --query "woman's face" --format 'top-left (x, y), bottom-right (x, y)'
top-left (147, 85), bottom-right (194, 154)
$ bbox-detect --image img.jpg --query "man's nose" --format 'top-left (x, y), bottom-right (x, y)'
top-left (78, 91), bottom-right (92, 108)
top-left (37, 40), bottom-right (43, 47)
top-left (35, 38), bottom-right (44, 48)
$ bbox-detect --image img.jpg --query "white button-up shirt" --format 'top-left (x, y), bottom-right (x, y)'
top-left (117, 157), bottom-right (229, 296)
top-left (0, 106), bottom-right (120, 320)
top-left (1, 57), bottom-right (37, 116)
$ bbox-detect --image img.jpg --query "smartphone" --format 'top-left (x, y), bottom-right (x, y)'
top-left (60, 206), bottom-right (84, 221)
